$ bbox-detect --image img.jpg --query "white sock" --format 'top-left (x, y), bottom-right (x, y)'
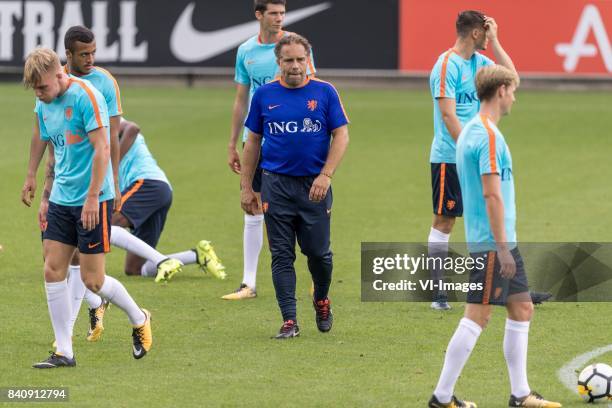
top-left (45, 280), bottom-right (73, 359)
top-left (428, 227), bottom-right (450, 298)
top-left (141, 250), bottom-right (197, 277)
top-left (67, 265), bottom-right (86, 336)
top-left (433, 318), bottom-right (482, 403)
top-left (84, 289), bottom-right (103, 309)
top-left (111, 226), bottom-right (166, 265)
top-left (428, 227), bottom-right (450, 251)
top-left (504, 319), bottom-right (531, 398)
top-left (243, 214), bottom-right (264, 289)
top-left (97, 275), bottom-right (146, 326)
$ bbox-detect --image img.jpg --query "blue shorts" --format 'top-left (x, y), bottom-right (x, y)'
top-left (431, 163), bottom-right (463, 217)
top-left (466, 248), bottom-right (530, 305)
top-left (119, 179), bottom-right (172, 247)
top-left (43, 200), bottom-right (112, 254)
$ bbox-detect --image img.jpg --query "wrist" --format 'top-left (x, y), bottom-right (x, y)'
top-left (320, 170), bottom-right (333, 179)
top-left (496, 243), bottom-right (510, 252)
top-left (241, 183), bottom-right (254, 193)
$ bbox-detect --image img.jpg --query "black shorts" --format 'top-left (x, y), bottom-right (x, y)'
top-left (431, 163), bottom-right (463, 217)
top-left (119, 179), bottom-right (172, 247)
top-left (466, 248), bottom-right (530, 305)
top-left (43, 200), bottom-right (112, 254)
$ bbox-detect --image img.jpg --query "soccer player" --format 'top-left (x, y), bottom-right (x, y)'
top-left (23, 48), bottom-right (152, 368)
top-left (241, 34), bottom-right (349, 338)
top-left (428, 11), bottom-right (517, 310)
top-left (77, 118), bottom-right (226, 342)
top-left (428, 65), bottom-right (561, 408)
top-left (225, 0), bottom-right (315, 300)
top-left (113, 118), bottom-right (226, 282)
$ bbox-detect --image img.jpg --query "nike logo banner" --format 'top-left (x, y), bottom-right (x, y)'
top-left (0, 0), bottom-right (398, 69)
top-left (170, 2), bottom-right (332, 63)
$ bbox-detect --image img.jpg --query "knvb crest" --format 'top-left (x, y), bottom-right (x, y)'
top-left (307, 99), bottom-right (318, 111)
top-left (65, 106), bottom-right (73, 121)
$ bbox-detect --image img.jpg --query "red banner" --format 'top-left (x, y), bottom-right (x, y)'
top-left (399, 0), bottom-right (612, 76)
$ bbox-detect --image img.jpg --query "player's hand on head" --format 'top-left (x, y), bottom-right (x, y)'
top-left (498, 248), bottom-right (516, 279)
top-left (81, 196), bottom-right (100, 231)
top-left (240, 189), bottom-right (258, 215)
top-left (484, 17), bottom-right (498, 40)
top-left (228, 147), bottom-right (241, 174)
top-left (309, 174), bottom-right (331, 202)
top-left (21, 176), bottom-right (36, 207)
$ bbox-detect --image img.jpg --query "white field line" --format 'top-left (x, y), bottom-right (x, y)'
top-left (557, 344), bottom-right (612, 406)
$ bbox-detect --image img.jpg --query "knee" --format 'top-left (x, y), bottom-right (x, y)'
top-left (43, 263), bottom-right (65, 282)
top-left (82, 275), bottom-right (103, 292)
top-left (124, 267), bottom-right (141, 276)
top-left (306, 251), bottom-right (333, 264)
top-left (432, 216), bottom-right (455, 234)
top-left (470, 310), bottom-right (492, 329)
top-left (70, 251), bottom-right (80, 266)
top-left (513, 301), bottom-right (534, 321)
top-left (478, 313), bottom-right (492, 329)
top-left (111, 211), bottom-right (132, 228)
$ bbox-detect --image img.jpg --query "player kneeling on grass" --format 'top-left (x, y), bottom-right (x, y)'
top-left (23, 48), bottom-right (152, 368)
top-left (428, 66), bottom-right (561, 407)
top-left (76, 118), bottom-right (227, 342)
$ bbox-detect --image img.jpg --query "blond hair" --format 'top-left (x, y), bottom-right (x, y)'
top-left (23, 47), bottom-right (61, 89)
top-left (476, 65), bottom-right (519, 101)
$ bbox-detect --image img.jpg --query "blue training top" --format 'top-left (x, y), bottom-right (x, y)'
top-left (245, 77), bottom-right (348, 177)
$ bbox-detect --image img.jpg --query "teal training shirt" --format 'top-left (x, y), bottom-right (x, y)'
top-left (66, 65), bottom-right (122, 117)
top-left (35, 77), bottom-right (114, 206)
top-left (429, 49), bottom-right (493, 163)
top-left (456, 114), bottom-right (516, 252)
top-left (235, 32), bottom-right (316, 142)
top-left (119, 133), bottom-right (170, 192)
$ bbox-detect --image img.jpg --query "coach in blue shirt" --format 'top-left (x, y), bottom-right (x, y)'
top-left (241, 34), bottom-right (349, 339)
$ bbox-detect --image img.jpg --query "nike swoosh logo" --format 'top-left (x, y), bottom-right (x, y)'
top-left (268, 104), bottom-right (281, 110)
top-left (170, 2), bottom-right (332, 63)
top-left (132, 345), bottom-right (144, 357)
top-left (88, 242), bottom-right (101, 249)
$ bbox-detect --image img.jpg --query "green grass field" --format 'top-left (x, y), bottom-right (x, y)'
top-left (0, 83), bottom-right (611, 407)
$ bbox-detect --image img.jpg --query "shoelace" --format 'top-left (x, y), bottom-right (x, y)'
top-left (281, 320), bottom-right (295, 333)
top-left (89, 308), bottom-right (98, 329)
top-left (132, 326), bottom-right (144, 345)
top-left (316, 300), bottom-right (330, 320)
